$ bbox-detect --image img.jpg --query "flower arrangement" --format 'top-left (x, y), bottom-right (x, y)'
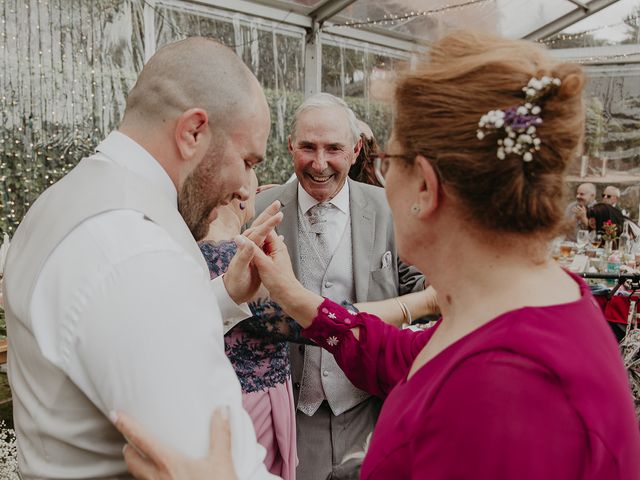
top-left (602, 220), bottom-right (618, 241)
top-left (0, 421), bottom-right (18, 479)
top-left (602, 220), bottom-right (619, 242)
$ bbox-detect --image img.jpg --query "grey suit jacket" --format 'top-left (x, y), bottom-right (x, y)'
top-left (255, 178), bottom-right (424, 400)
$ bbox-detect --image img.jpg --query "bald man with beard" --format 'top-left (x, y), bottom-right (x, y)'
top-left (3, 38), bottom-right (281, 479)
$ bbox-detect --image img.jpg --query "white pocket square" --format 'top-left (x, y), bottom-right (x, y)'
top-left (381, 251), bottom-right (392, 269)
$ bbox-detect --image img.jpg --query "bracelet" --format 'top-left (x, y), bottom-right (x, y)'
top-left (394, 298), bottom-right (412, 325)
top-left (404, 301), bottom-right (413, 325)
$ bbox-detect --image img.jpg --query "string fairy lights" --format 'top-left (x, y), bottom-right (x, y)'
top-left (0, 0), bottom-right (139, 235)
top-left (325, 0), bottom-right (493, 30)
top-left (541, 16), bottom-right (640, 47)
top-left (574, 51), bottom-right (640, 64)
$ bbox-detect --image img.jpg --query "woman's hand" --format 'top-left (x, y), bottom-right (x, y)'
top-left (250, 231), bottom-right (299, 302)
top-left (251, 231), bottom-right (323, 328)
top-left (223, 201), bottom-right (283, 304)
top-left (113, 408), bottom-right (236, 480)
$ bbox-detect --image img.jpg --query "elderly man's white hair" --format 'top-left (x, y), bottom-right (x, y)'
top-left (290, 92), bottom-right (361, 144)
top-left (605, 185), bottom-right (621, 198)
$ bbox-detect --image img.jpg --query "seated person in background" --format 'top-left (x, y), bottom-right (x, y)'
top-left (565, 182), bottom-right (596, 238)
top-left (602, 185), bottom-right (621, 208)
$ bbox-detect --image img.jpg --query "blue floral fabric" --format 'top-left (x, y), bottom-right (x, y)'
top-left (200, 240), bottom-right (309, 393)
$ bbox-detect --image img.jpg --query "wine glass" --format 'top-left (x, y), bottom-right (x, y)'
top-left (560, 241), bottom-right (573, 258)
top-left (576, 230), bottom-right (589, 253)
top-left (591, 233), bottom-right (602, 249)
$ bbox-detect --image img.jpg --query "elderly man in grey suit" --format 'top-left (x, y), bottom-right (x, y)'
top-left (255, 93), bottom-right (424, 480)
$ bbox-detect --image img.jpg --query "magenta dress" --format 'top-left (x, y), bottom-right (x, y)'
top-left (302, 274), bottom-right (640, 479)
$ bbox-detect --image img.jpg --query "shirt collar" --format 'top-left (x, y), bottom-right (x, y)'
top-left (297, 180), bottom-right (350, 215)
top-left (95, 131), bottom-right (178, 205)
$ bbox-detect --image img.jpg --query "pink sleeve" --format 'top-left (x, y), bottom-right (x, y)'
top-left (411, 350), bottom-right (586, 479)
top-left (302, 298), bottom-right (433, 398)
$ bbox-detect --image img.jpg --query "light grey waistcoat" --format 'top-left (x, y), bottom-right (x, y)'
top-left (3, 155), bottom-right (207, 479)
top-left (296, 206), bottom-right (369, 417)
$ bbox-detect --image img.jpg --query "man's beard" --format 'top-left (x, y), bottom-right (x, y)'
top-left (178, 155), bottom-right (224, 241)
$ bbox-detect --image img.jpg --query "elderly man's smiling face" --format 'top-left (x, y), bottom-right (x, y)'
top-left (576, 183), bottom-right (595, 206)
top-left (289, 106), bottom-right (361, 202)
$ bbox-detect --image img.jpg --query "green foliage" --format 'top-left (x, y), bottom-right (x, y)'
top-left (0, 122), bottom-right (102, 237)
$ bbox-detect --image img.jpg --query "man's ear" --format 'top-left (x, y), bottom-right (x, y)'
top-left (287, 136), bottom-right (294, 154)
top-left (175, 108), bottom-right (209, 162)
top-left (414, 155), bottom-right (440, 220)
top-left (351, 137), bottom-right (363, 165)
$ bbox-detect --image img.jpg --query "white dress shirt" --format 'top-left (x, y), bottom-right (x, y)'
top-left (297, 181), bottom-right (350, 256)
top-left (30, 132), bottom-right (276, 479)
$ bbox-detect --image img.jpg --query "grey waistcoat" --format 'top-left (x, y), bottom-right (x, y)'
top-left (3, 155), bottom-right (206, 479)
top-left (296, 207), bottom-right (369, 416)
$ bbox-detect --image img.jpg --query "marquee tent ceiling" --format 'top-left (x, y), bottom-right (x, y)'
top-left (250, 0), bottom-right (626, 44)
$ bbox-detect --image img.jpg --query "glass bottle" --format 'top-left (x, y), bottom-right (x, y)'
top-left (619, 221), bottom-right (631, 256)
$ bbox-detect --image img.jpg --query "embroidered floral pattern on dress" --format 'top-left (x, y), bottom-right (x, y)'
top-left (199, 240), bottom-right (310, 393)
top-left (327, 336), bottom-right (339, 346)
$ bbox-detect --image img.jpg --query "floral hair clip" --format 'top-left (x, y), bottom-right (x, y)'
top-left (476, 76), bottom-right (561, 162)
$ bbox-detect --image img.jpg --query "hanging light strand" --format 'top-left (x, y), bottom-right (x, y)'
top-left (541, 16), bottom-right (640, 46)
top-left (573, 51), bottom-right (640, 64)
top-left (326, 0), bottom-right (493, 30)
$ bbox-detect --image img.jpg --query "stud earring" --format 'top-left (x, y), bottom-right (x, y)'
top-left (411, 204), bottom-right (421, 215)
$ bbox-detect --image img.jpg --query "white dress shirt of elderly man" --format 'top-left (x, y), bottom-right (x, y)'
top-left (256, 93), bottom-right (425, 480)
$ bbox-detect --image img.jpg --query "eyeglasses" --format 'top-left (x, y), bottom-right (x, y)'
top-left (372, 152), bottom-right (416, 186)
top-left (602, 194), bottom-right (614, 199)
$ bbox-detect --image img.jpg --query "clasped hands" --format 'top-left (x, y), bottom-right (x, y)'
top-left (572, 204), bottom-right (588, 227)
top-left (222, 200), bottom-right (299, 306)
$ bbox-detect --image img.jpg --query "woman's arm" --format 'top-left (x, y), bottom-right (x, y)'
top-left (301, 298), bottom-right (433, 397)
top-left (250, 236), bottom-right (435, 397)
top-left (356, 286), bottom-right (439, 328)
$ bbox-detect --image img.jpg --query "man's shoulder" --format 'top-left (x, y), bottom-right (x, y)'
top-left (256, 183), bottom-right (289, 203)
top-left (82, 210), bottom-right (190, 261)
top-left (255, 183), bottom-right (292, 213)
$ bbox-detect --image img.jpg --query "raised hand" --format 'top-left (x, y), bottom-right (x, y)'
top-left (250, 231), bottom-right (323, 329)
top-left (242, 200), bottom-right (283, 249)
top-left (223, 201), bottom-right (282, 304)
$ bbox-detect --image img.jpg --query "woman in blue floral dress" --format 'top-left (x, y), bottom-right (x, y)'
top-left (198, 171), bottom-right (303, 480)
